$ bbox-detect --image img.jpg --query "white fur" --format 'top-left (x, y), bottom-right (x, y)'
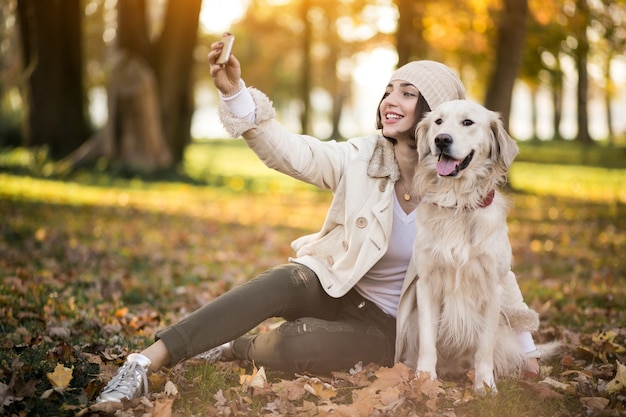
top-left (412, 100), bottom-right (525, 393)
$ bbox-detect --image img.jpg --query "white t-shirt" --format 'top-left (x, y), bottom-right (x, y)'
top-left (355, 192), bottom-right (416, 317)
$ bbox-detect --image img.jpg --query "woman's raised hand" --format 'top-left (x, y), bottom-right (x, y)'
top-left (208, 33), bottom-right (242, 97)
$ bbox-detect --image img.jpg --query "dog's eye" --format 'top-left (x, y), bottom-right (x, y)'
top-left (462, 119), bottom-right (474, 126)
top-left (435, 118), bottom-right (443, 125)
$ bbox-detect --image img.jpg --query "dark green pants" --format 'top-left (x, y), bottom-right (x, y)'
top-left (156, 263), bottom-right (396, 374)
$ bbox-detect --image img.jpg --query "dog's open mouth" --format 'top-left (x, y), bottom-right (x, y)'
top-left (436, 150), bottom-right (475, 177)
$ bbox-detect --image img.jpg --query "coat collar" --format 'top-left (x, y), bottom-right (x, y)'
top-left (367, 136), bottom-right (401, 183)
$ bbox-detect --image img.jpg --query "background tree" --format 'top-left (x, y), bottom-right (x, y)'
top-left (66, 0), bottom-right (201, 172)
top-left (394, 0), bottom-right (427, 66)
top-left (521, 1), bottom-right (568, 140)
top-left (16, 0), bottom-right (89, 158)
top-left (571, 0), bottom-right (592, 144)
top-left (484, 0), bottom-right (530, 130)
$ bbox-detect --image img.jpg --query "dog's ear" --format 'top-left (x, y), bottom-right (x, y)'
top-left (490, 112), bottom-right (519, 170)
top-left (415, 115), bottom-right (432, 161)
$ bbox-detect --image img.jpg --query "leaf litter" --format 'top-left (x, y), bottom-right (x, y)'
top-left (1, 185), bottom-right (626, 416)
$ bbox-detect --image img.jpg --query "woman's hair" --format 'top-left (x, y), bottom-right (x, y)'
top-left (375, 92), bottom-right (431, 143)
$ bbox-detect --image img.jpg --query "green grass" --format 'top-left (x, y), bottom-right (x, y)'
top-left (517, 140), bottom-right (626, 168)
top-left (1, 144), bottom-right (625, 416)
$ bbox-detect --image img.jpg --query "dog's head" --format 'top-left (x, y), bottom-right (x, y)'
top-left (415, 100), bottom-right (519, 185)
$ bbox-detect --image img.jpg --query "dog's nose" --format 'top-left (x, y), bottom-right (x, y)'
top-left (435, 134), bottom-right (453, 150)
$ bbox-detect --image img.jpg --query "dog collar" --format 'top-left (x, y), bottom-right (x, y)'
top-left (427, 189), bottom-right (495, 210)
top-left (478, 189), bottom-right (495, 208)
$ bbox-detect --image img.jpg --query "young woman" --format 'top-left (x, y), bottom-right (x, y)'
top-left (97, 38), bottom-right (539, 403)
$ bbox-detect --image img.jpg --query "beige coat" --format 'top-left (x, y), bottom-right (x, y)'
top-left (219, 88), bottom-right (538, 368)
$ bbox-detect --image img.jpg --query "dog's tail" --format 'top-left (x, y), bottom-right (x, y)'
top-left (536, 341), bottom-right (563, 360)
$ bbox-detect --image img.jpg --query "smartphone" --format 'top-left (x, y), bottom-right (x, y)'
top-left (216, 34), bottom-right (235, 65)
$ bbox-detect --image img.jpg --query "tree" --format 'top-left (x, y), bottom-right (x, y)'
top-left (484, 0), bottom-right (529, 131)
top-left (394, 0), bottom-right (427, 66)
top-left (16, 0), bottom-right (89, 158)
top-left (571, 0), bottom-right (592, 144)
top-left (67, 0), bottom-right (202, 172)
top-left (521, 3), bottom-right (568, 140)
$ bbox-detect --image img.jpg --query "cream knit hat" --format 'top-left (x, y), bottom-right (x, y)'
top-left (389, 61), bottom-right (466, 110)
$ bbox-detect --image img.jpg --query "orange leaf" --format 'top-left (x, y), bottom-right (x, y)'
top-left (46, 363), bottom-right (73, 390)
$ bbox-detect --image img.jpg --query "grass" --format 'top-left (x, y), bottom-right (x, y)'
top-left (1, 143), bottom-right (625, 416)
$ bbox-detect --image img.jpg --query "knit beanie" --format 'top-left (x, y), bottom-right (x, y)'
top-left (389, 61), bottom-right (466, 110)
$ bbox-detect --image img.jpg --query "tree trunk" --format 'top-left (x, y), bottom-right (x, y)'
top-left (155, 0), bottom-right (203, 163)
top-left (550, 67), bottom-right (564, 140)
top-left (530, 84), bottom-right (538, 141)
top-left (16, 0), bottom-right (88, 158)
top-left (603, 52), bottom-right (615, 145)
top-left (573, 0), bottom-right (591, 144)
top-left (484, 0), bottom-right (528, 131)
top-left (394, 0), bottom-right (426, 66)
top-left (64, 0), bottom-right (201, 172)
top-left (299, 0), bottom-right (312, 135)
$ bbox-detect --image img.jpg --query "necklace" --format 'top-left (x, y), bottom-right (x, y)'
top-left (397, 182), bottom-right (412, 201)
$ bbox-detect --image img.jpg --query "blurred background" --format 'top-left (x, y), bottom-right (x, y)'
top-left (0, 0), bottom-right (624, 173)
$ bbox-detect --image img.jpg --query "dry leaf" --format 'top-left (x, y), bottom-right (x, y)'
top-left (302, 377), bottom-right (337, 400)
top-left (46, 363), bottom-right (73, 390)
top-left (606, 361), bottom-right (626, 394)
top-left (272, 379), bottom-right (307, 401)
top-left (240, 366), bottom-right (266, 388)
top-left (1, 382), bottom-right (22, 407)
top-left (163, 380), bottom-right (179, 396)
top-left (153, 396), bottom-right (174, 417)
top-left (539, 376), bottom-right (575, 394)
top-left (580, 396), bottom-right (610, 410)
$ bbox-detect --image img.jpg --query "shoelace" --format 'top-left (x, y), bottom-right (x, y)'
top-left (102, 361), bottom-right (148, 397)
top-left (194, 345), bottom-right (223, 362)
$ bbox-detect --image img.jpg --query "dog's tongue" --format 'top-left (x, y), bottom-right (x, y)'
top-left (436, 156), bottom-right (460, 176)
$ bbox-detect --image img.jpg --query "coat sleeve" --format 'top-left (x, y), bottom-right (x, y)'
top-left (218, 87), bottom-right (351, 191)
top-left (501, 270), bottom-right (540, 333)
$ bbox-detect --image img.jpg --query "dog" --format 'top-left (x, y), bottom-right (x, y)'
top-left (411, 99), bottom-right (539, 393)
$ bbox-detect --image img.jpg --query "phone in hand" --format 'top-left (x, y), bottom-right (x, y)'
top-left (216, 34), bottom-right (235, 65)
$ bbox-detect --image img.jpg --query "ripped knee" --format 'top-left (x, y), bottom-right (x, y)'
top-left (289, 265), bottom-right (316, 287)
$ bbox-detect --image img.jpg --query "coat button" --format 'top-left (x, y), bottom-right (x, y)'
top-left (342, 240), bottom-right (348, 251)
top-left (379, 179), bottom-right (388, 192)
top-left (356, 217), bottom-right (367, 228)
top-left (326, 257), bottom-right (334, 267)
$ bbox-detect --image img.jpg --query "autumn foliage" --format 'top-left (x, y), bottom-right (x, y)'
top-left (1, 147), bottom-right (625, 415)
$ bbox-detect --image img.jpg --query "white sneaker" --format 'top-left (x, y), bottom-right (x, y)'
top-left (194, 342), bottom-right (235, 362)
top-left (97, 353), bottom-right (151, 402)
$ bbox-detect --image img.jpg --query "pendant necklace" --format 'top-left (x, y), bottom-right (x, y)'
top-left (398, 182), bottom-right (411, 201)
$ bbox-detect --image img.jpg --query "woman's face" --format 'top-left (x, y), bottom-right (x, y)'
top-left (379, 80), bottom-right (420, 142)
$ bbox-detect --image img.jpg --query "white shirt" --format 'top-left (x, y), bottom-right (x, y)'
top-left (355, 192), bottom-right (416, 317)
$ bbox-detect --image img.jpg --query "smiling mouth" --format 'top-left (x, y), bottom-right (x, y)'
top-left (436, 150), bottom-right (475, 177)
top-left (385, 112), bottom-right (403, 120)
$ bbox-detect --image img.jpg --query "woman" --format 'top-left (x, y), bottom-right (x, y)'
top-left (97, 38), bottom-right (539, 403)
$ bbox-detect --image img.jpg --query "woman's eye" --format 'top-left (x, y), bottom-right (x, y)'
top-left (462, 119), bottom-right (474, 126)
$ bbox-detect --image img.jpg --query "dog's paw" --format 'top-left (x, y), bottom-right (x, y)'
top-left (474, 381), bottom-right (498, 396)
top-left (416, 368), bottom-right (437, 381)
top-left (473, 369), bottom-right (497, 395)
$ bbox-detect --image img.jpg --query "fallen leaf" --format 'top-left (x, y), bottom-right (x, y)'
top-left (539, 376), bottom-right (575, 394)
top-left (606, 361), bottom-right (626, 394)
top-left (46, 363), bottom-right (73, 391)
top-left (240, 366), bottom-right (266, 388)
top-left (580, 396), bottom-right (610, 410)
top-left (153, 396), bottom-right (174, 417)
top-left (163, 380), bottom-right (179, 397)
top-left (303, 377), bottom-right (337, 400)
top-left (0, 382), bottom-right (22, 407)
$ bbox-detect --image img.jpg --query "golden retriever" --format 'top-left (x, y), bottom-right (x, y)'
top-left (411, 99), bottom-right (537, 393)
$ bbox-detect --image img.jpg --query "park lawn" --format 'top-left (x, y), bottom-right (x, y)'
top-left (0, 144), bottom-right (625, 416)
